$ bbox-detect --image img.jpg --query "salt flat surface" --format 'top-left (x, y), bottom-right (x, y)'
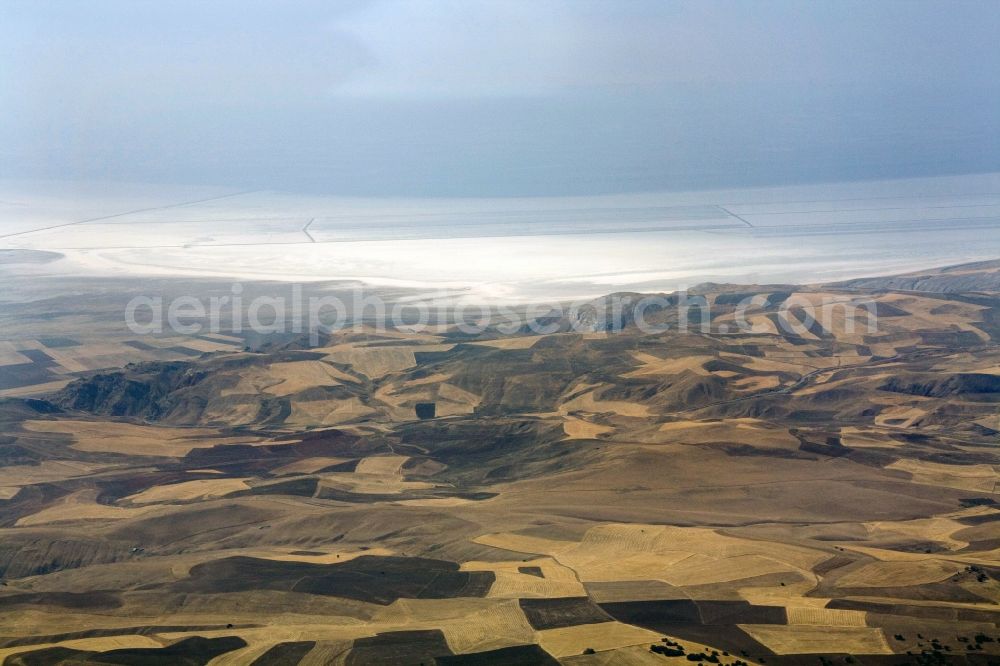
top-left (1, 174), bottom-right (999, 301)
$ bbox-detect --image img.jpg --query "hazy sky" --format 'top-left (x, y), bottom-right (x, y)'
top-left (2, 0), bottom-right (999, 196)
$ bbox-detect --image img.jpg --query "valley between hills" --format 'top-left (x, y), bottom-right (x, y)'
top-left (1, 261), bottom-right (1000, 665)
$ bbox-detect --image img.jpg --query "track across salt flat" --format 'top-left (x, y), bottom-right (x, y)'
top-left (2, 173), bottom-right (999, 301)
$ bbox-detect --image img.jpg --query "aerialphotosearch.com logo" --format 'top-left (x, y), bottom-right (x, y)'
top-left (124, 283), bottom-right (879, 343)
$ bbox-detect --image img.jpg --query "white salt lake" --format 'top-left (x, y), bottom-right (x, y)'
top-left (2, 173), bottom-right (1000, 302)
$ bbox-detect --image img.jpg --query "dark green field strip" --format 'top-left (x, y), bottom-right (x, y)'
top-left (519, 597), bottom-right (613, 630)
top-left (345, 630), bottom-right (452, 666)
top-left (173, 555), bottom-right (495, 605)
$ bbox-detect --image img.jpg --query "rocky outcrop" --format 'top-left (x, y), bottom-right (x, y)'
top-left (833, 260), bottom-right (1000, 293)
top-left (571, 292), bottom-right (678, 332)
top-left (54, 361), bottom-right (207, 421)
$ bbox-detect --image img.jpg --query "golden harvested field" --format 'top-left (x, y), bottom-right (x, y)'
top-left (21, 419), bottom-right (261, 456)
top-left (833, 559), bottom-right (962, 588)
top-left (269, 456), bottom-right (353, 475)
top-left (468, 336), bottom-right (542, 349)
top-left (221, 359), bottom-right (357, 397)
top-left (559, 389), bottom-right (652, 417)
top-left (354, 454), bottom-right (408, 475)
top-left (656, 418), bottom-right (799, 447)
top-left (286, 396), bottom-right (376, 426)
top-left (16, 489), bottom-right (163, 526)
top-left (123, 477), bottom-right (252, 504)
top-left (537, 622), bottom-right (663, 657)
top-left (888, 458), bottom-right (1000, 493)
top-left (562, 416), bottom-right (614, 439)
top-left (740, 625), bottom-right (892, 655)
top-left (784, 606), bottom-right (868, 627)
top-left (0, 459), bottom-right (113, 487)
top-left (623, 353), bottom-right (714, 377)
top-left (321, 343), bottom-right (456, 378)
top-left (462, 558), bottom-right (586, 599)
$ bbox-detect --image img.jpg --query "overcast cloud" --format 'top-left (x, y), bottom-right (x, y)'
top-left (2, 0), bottom-right (998, 195)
